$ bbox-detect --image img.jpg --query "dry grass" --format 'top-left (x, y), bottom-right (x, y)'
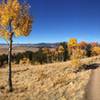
top-left (0, 46), bottom-right (39, 55)
top-left (0, 59), bottom-right (92, 100)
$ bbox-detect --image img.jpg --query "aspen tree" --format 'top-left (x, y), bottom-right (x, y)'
top-left (0, 0), bottom-right (32, 91)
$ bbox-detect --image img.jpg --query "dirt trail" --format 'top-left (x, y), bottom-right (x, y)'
top-left (86, 67), bottom-right (100, 100)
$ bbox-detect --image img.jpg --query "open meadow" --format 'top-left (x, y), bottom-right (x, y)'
top-left (1, 56), bottom-right (99, 100)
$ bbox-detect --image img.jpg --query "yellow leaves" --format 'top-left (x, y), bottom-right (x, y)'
top-left (75, 48), bottom-right (86, 59)
top-left (0, 0), bottom-right (33, 40)
top-left (68, 38), bottom-right (86, 60)
top-left (9, 0), bottom-right (20, 16)
top-left (68, 38), bottom-right (78, 48)
top-left (13, 16), bottom-right (32, 37)
top-left (0, 28), bottom-right (9, 40)
top-left (0, 0), bottom-right (20, 27)
top-left (21, 16), bottom-right (32, 36)
top-left (14, 28), bottom-right (21, 37)
top-left (70, 59), bottom-right (81, 68)
top-left (1, 15), bottom-right (9, 26)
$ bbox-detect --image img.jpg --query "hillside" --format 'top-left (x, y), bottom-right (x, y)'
top-left (0, 60), bottom-right (92, 100)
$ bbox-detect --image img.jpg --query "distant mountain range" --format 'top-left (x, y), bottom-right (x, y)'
top-left (0, 43), bottom-right (60, 48)
top-left (0, 43), bottom-right (60, 55)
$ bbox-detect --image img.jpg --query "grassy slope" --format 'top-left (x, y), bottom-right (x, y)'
top-left (0, 60), bottom-right (92, 100)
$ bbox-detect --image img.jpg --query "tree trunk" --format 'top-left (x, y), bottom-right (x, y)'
top-left (8, 33), bottom-right (13, 92)
top-left (47, 55), bottom-right (49, 63)
top-left (61, 54), bottom-right (63, 62)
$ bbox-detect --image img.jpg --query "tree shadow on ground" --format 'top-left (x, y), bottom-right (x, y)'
top-left (84, 63), bottom-right (100, 70)
top-left (12, 68), bottom-right (29, 73)
top-left (75, 63), bottom-right (100, 73)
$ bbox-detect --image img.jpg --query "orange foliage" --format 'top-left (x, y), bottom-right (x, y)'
top-left (92, 46), bottom-right (100, 56)
top-left (91, 42), bottom-right (99, 47)
top-left (79, 41), bottom-right (87, 49)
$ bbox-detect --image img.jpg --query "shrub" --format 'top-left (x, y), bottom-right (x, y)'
top-left (15, 53), bottom-right (24, 64)
top-left (91, 46), bottom-right (100, 56)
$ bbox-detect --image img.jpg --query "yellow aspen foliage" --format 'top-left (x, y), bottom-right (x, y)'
top-left (68, 38), bottom-right (78, 59)
top-left (0, 0), bottom-right (32, 39)
top-left (68, 38), bottom-right (78, 48)
top-left (0, 0), bottom-right (33, 91)
top-left (68, 38), bottom-right (85, 69)
top-left (74, 48), bottom-right (86, 59)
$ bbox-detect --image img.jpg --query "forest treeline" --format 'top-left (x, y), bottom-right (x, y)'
top-left (0, 38), bottom-right (100, 67)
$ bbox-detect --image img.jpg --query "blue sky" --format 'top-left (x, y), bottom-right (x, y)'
top-left (1, 0), bottom-right (100, 43)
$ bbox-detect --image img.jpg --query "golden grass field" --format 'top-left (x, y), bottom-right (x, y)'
top-left (0, 57), bottom-right (95, 100)
top-left (0, 45), bottom-right (39, 55)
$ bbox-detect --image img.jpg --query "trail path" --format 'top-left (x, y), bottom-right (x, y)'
top-left (86, 66), bottom-right (100, 100)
